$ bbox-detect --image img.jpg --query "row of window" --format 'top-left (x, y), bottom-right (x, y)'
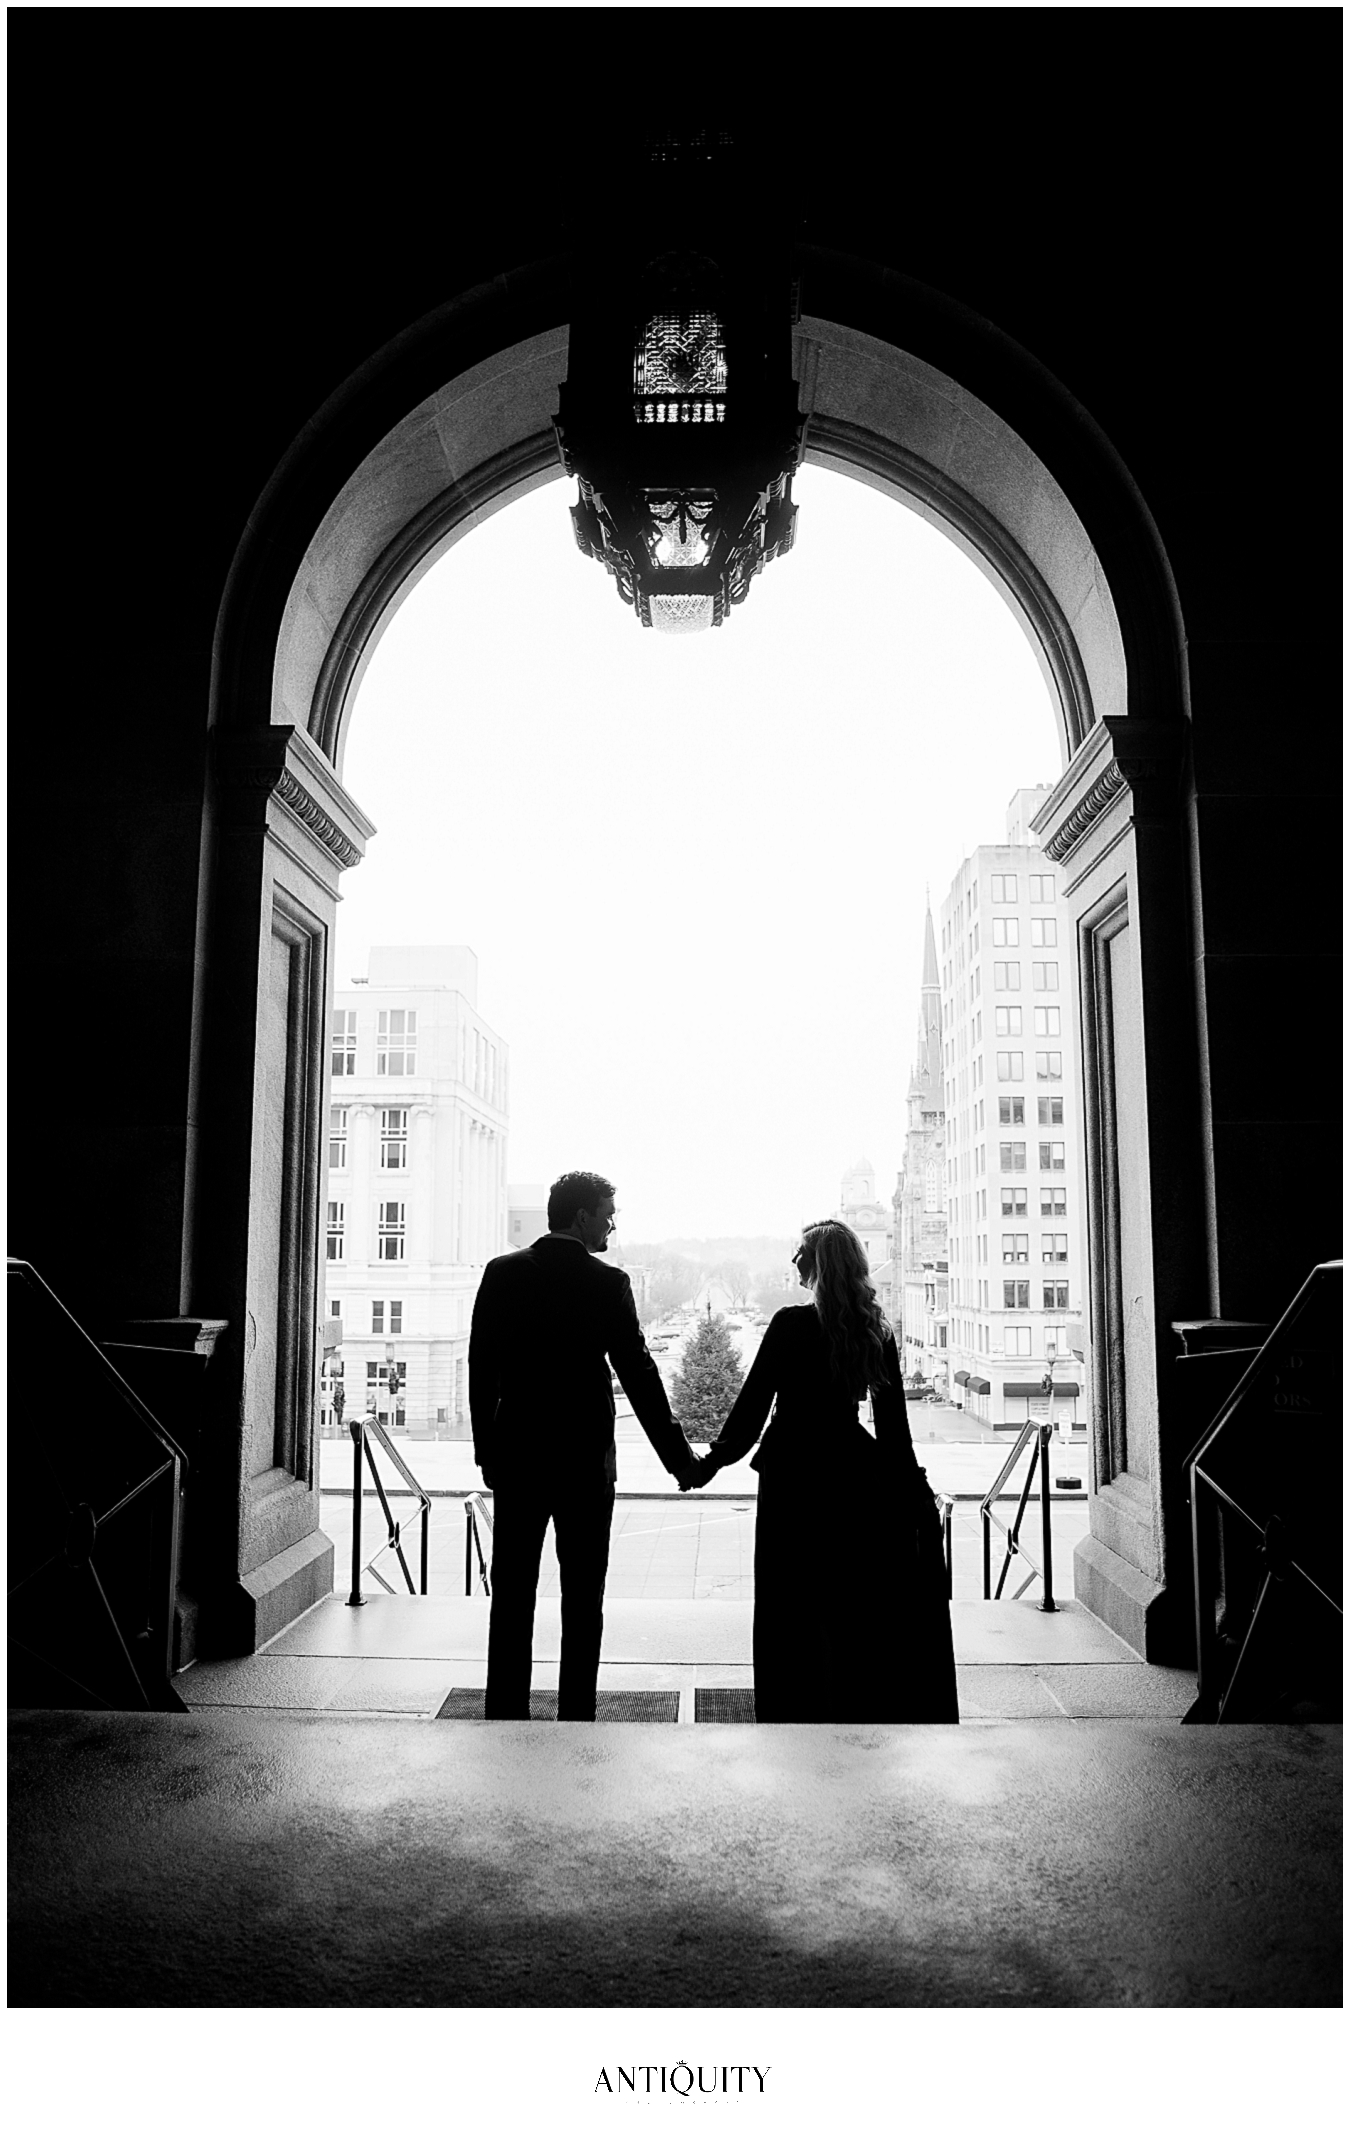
top-left (944, 1279), bottom-right (1073, 1315)
top-left (956, 1187), bottom-right (1067, 1226)
top-left (328, 1296), bottom-right (404, 1334)
top-left (1000, 1282), bottom-right (1073, 1310)
top-left (998, 1052), bottom-right (1062, 1081)
top-left (999, 1095), bottom-right (1064, 1126)
top-left (332, 1009), bottom-right (418, 1078)
top-left (1002, 1234), bottom-right (1070, 1263)
top-left (1000, 1325), bottom-right (1069, 1357)
top-left (990, 918), bottom-right (1057, 947)
top-left (999, 1141), bottom-right (1066, 1171)
top-left (329, 1107), bottom-right (408, 1171)
top-left (1001, 1188), bottom-right (1068, 1216)
top-left (326, 1201), bottom-right (405, 1262)
top-left (959, 1139), bottom-right (1066, 1181)
top-left (994, 1006), bottom-right (1062, 1036)
top-left (332, 1011), bottom-right (504, 1102)
top-left (988, 874), bottom-right (1057, 904)
top-left (946, 1051), bottom-right (1063, 1107)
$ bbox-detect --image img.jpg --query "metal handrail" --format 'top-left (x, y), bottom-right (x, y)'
top-left (979, 1420), bottom-right (1058, 1611)
top-left (1187, 1261), bottom-right (1342, 1721)
top-left (7, 1258), bottom-right (189, 1709)
top-left (934, 1490), bottom-right (954, 1599)
top-left (464, 1493), bottom-right (493, 1596)
top-left (346, 1419), bottom-right (430, 1605)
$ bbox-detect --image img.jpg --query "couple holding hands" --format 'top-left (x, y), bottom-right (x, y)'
top-left (469, 1170), bottom-right (958, 1724)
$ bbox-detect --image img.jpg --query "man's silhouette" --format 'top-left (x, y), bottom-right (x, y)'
top-left (469, 1169), bottom-right (695, 1719)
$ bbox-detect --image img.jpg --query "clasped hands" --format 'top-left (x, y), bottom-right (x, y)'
top-left (672, 1429), bottom-right (720, 1493)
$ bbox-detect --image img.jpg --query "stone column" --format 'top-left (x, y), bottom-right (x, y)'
top-left (410, 1107), bottom-right (433, 1262)
top-left (1033, 717), bottom-right (1209, 1662)
top-left (187, 725), bottom-right (375, 1655)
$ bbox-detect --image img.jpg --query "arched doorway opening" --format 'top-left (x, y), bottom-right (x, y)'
top-left (192, 258), bottom-right (1204, 1666)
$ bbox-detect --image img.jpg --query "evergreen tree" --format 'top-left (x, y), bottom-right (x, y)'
top-left (671, 1314), bottom-right (745, 1445)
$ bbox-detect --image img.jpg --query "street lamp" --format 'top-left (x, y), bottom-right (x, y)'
top-left (1045, 1341), bottom-right (1084, 1488)
top-left (554, 128), bottom-right (803, 634)
top-left (1040, 1345), bottom-right (1059, 1423)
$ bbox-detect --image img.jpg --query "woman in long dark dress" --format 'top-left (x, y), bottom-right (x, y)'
top-left (696, 1219), bottom-right (958, 1724)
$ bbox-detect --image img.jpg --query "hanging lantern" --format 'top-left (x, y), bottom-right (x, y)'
top-left (554, 131), bottom-right (803, 632)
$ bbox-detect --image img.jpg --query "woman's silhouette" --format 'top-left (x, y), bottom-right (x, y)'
top-left (697, 1219), bottom-right (958, 1723)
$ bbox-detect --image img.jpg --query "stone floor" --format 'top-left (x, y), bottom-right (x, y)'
top-left (9, 1704), bottom-right (1340, 2008)
top-left (172, 1594), bottom-right (1197, 1726)
top-left (9, 1553), bottom-right (1340, 2015)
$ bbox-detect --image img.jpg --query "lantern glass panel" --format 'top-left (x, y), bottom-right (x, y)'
top-left (650, 594), bottom-right (716, 634)
top-left (647, 495), bottom-right (715, 567)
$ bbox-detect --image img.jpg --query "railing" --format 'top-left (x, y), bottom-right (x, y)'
top-left (980, 1420), bottom-right (1058, 1611)
top-left (934, 1490), bottom-right (954, 1599)
top-left (464, 1494), bottom-right (493, 1596)
top-left (346, 1419), bottom-right (430, 1605)
top-left (7, 1259), bottom-right (190, 1709)
top-left (1187, 1260), bottom-right (1341, 1724)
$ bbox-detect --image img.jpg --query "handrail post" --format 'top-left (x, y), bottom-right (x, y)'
top-left (420, 1497), bottom-right (429, 1595)
top-left (982, 1504), bottom-right (991, 1599)
top-left (1039, 1422), bottom-right (1057, 1612)
top-left (347, 1421), bottom-right (366, 1606)
top-left (465, 1505), bottom-right (472, 1597)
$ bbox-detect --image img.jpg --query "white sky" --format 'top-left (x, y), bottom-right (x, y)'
top-left (335, 466), bottom-right (1059, 1242)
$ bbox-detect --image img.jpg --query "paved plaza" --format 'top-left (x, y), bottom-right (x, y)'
top-left (320, 1395), bottom-right (1087, 1604)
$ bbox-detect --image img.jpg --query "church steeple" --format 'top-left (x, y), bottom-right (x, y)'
top-left (909, 897), bottom-right (944, 1113)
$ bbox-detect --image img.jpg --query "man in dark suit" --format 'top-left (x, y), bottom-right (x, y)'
top-left (469, 1169), bottom-right (696, 1719)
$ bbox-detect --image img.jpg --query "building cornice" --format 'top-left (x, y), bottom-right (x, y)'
top-left (214, 726), bottom-right (377, 874)
top-left (1031, 719), bottom-right (1178, 867)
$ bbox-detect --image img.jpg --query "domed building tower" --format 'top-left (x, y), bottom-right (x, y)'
top-left (839, 1156), bottom-right (892, 1269)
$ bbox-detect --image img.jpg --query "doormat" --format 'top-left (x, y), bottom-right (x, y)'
top-left (437, 1688), bottom-right (680, 1723)
top-left (694, 1688), bottom-right (757, 1724)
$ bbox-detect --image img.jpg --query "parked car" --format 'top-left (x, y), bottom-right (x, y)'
top-left (903, 1380), bottom-right (937, 1403)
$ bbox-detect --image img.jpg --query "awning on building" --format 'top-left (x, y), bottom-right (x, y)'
top-left (967, 1376), bottom-right (991, 1394)
top-left (953, 1370), bottom-right (970, 1386)
top-left (1003, 1380), bottom-right (1081, 1397)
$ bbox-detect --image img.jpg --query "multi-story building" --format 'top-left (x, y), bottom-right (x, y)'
top-left (319, 946), bottom-right (508, 1437)
top-left (896, 902), bottom-right (949, 1391)
top-left (937, 790), bottom-right (1089, 1434)
top-left (507, 1183), bottom-right (548, 1251)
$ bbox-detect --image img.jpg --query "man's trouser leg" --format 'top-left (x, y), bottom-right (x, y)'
top-left (553, 1481), bottom-right (615, 1721)
top-left (485, 1487), bottom-right (551, 1719)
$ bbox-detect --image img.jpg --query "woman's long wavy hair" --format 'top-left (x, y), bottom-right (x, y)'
top-left (796, 1219), bottom-right (892, 1399)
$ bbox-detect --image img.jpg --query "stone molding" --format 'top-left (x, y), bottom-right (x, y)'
top-left (229, 765), bottom-right (363, 869)
top-left (1041, 760), bottom-right (1129, 863)
top-left (215, 726), bottom-right (376, 872)
top-left (1032, 719), bottom-right (1178, 867)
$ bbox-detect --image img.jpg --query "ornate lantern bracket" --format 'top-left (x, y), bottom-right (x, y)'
top-left (554, 131), bottom-right (803, 633)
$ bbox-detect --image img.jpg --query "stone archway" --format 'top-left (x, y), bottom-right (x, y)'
top-left (191, 252), bottom-right (1205, 1663)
